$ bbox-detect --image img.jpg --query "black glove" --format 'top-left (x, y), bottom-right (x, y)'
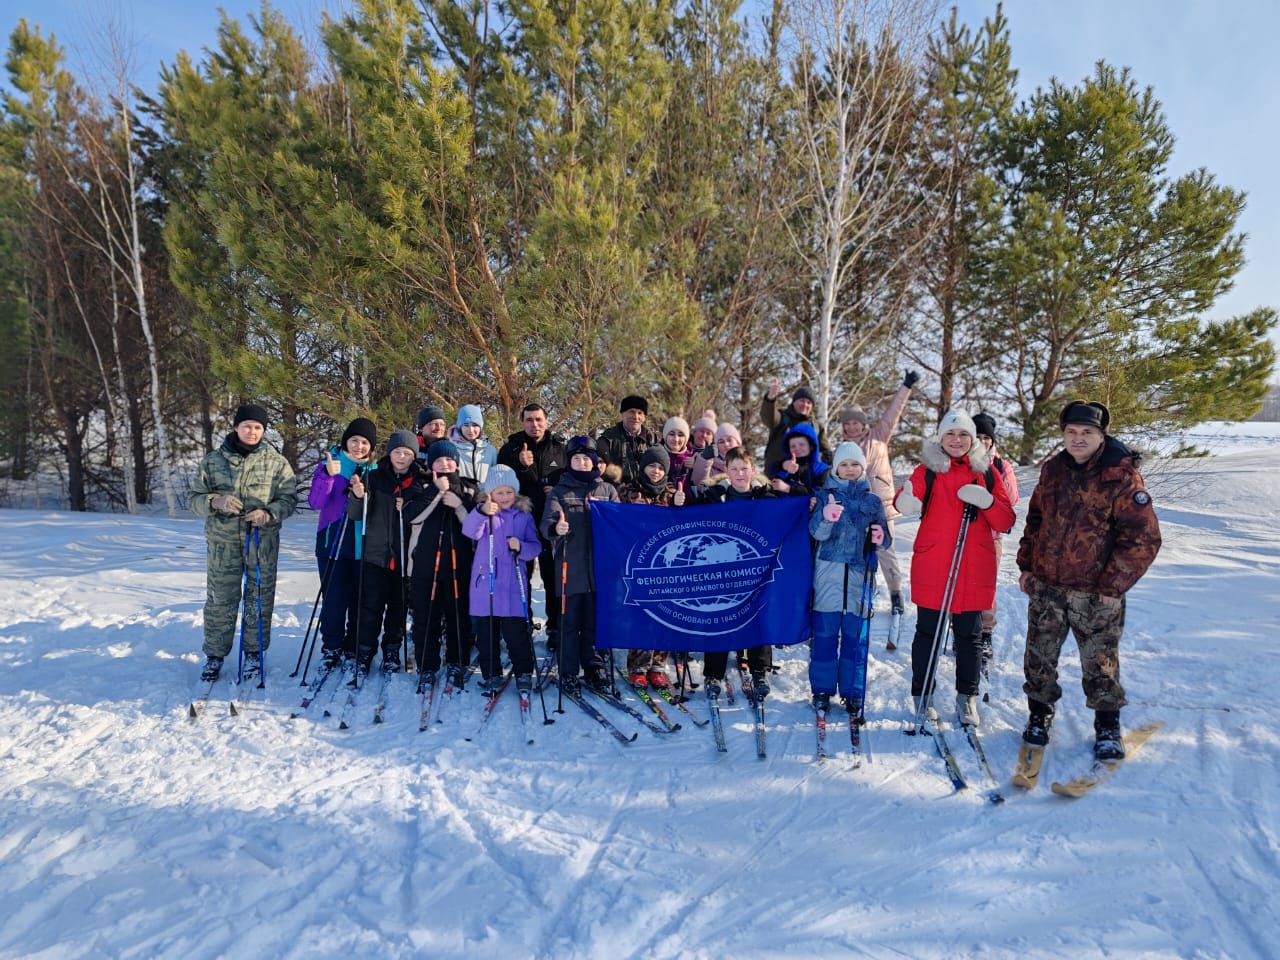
top-left (903, 369), bottom-right (919, 389)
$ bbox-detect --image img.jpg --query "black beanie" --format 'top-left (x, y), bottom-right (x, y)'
top-left (341, 417), bottom-right (377, 449)
top-left (620, 394), bottom-right (648, 415)
top-left (417, 405), bottom-right (447, 429)
top-left (973, 412), bottom-right (997, 441)
top-left (233, 403), bottom-right (270, 428)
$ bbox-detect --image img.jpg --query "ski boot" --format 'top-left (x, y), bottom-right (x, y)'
top-left (200, 656), bottom-right (223, 682)
top-left (750, 671), bottom-right (770, 699)
top-left (705, 678), bottom-right (722, 700)
top-left (381, 655), bottom-right (401, 674)
top-left (955, 693), bottom-right (981, 728)
top-left (1094, 710), bottom-right (1125, 761)
top-left (321, 648), bottom-right (342, 670)
top-left (240, 653), bottom-right (261, 683)
top-left (515, 673), bottom-right (533, 695)
top-left (646, 669), bottom-right (670, 689)
top-left (628, 671), bottom-right (649, 688)
top-left (480, 675), bottom-right (503, 699)
top-left (912, 695), bottom-right (938, 724)
top-left (812, 692), bottom-right (831, 712)
top-left (1022, 702), bottom-right (1053, 746)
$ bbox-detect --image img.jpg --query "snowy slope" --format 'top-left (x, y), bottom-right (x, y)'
top-left (1, 432), bottom-right (1278, 959)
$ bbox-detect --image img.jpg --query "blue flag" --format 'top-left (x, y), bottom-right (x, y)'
top-left (590, 497), bottom-right (813, 652)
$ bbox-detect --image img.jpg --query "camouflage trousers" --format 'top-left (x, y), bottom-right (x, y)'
top-left (1022, 576), bottom-right (1126, 712)
top-left (202, 529), bottom-right (280, 658)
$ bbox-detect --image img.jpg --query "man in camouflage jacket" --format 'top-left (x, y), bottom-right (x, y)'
top-left (189, 404), bottom-right (297, 679)
top-left (1016, 400), bottom-right (1161, 759)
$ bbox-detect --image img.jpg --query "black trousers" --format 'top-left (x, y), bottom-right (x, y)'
top-left (703, 646), bottom-right (772, 681)
top-left (911, 607), bottom-right (983, 697)
top-left (475, 615), bottom-right (534, 680)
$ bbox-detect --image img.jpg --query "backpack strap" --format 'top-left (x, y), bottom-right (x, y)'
top-left (920, 465), bottom-right (995, 518)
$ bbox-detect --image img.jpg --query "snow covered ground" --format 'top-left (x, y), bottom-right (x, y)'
top-left (1, 424), bottom-right (1278, 959)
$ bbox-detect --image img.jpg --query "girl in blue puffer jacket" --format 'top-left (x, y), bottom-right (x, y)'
top-left (808, 441), bottom-right (889, 718)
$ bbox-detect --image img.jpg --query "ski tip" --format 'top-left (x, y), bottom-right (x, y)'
top-left (373, 716), bottom-right (384, 725)
top-left (338, 721), bottom-right (349, 730)
top-left (187, 703), bottom-right (198, 719)
top-left (229, 703), bottom-right (239, 717)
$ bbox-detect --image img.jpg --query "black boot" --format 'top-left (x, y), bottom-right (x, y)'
top-left (200, 656), bottom-right (223, 682)
top-left (1094, 710), bottom-right (1125, 761)
top-left (1022, 700), bottom-right (1053, 746)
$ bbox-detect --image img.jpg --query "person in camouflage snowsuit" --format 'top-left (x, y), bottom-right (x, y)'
top-left (189, 404), bottom-right (298, 680)
top-left (1016, 400), bottom-right (1161, 760)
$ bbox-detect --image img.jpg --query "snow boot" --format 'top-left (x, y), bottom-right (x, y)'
top-left (955, 693), bottom-right (981, 728)
top-left (381, 655), bottom-right (401, 674)
top-left (321, 648), bottom-right (342, 670)
top-left (446, 664), bottom-right (467, 688)
top-left (559, 675), bottom-right (581, 696)
top-left (843, 698), bottom-right (864, 722)
top-left (416, 670), bottom-right (437, 694)
top-left (480, 676), bottom-right (503, 699)
top-left (1022, 701), bottom-right (1053, 746)
top-left (241, 654), bottom-right (261, 683)
top-left (890, 592), bottom-right (905, 615)
top-left (1094, 710), bottom-right (1125, 761)
top-left (913, 695), bottom-right (938, 723)
top-left (812, 692), bottom-right (831, 712)
top-left (200, 656), bottom-right (223, 682)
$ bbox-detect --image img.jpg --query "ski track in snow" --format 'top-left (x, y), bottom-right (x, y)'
top-left (1, 432), bottom-right (1279, 958)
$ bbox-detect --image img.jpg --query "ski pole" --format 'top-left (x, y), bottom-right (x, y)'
top-left (555, 535), bottom-right (567, 715)
top-left (416, 525), bottom-right (445, 677)
top-left (351, 473), bottom-right (372, 677)
top-left (294, 512), bottom-right (349, 681)
top-left (399, 494), bottom-right (409, 672)
top-left (236, 527), bottom-right (253, 685)
top-left (912, 504), bottom-right (975, 731)
top-left (447, 512), bottom-right (465, 689)
top-left (514, 542), bottom-right (552, 725)
top-left (852, 536), bottom-right (879, 719)
top-left (252, 527), bottom-right (265, 688)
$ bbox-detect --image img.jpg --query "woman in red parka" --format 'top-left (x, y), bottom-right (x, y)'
top-left (894, 409), bottom-right (1016, 728)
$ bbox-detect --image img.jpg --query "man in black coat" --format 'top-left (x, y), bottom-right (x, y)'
top-left (496, 402), bottom-right (568, 640)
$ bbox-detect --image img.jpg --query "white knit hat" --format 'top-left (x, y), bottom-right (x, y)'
top-left (833, 441), bottom-right (867, 470)
top-left (937, 409), bottom-right (977, 442)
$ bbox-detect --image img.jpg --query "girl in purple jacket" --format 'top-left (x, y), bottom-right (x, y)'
top-left (307, 417), bottom-right (377, 667)
top-left (463, 464), bottom-right (543, 695)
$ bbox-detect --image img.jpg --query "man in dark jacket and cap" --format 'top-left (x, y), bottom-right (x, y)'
top-left (1016, 399), bottom-right (1161, 763)
top-left (597, 394), bottom-right (655, 487)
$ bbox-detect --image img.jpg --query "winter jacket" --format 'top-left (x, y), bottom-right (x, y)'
top-left (697, 480), bottom-right (776, 504)
top-left (598, 423), bottom-right (656, 487)
top-left (496, 430), bottom-right (567, 525)
top-left (761, 396), bottom-right (833, 474)
top-left (462, 497), bottom-right (543, 617)
top-left (448, 426), bottom-right (498, 485)
top-left (768, 423), bottom-right (829, 496)
top-left (403, 472), bottom-right (478, 580)
top-left (809, 474), bottom-right (890, 613)
top-left (851, 383), bottom-right (910, 518)
top-left (988, 450), bottom-right (1019, 540)
top-left (345, 457), bottom-right (428, 571)
top-left (1017, 437), bottom-right (1160, 597)
top-left (308, 448), bottom-right (371, 560)
top-left (894, 438), bottom-right (1015, 612)
top-left (540, 473), bottom-right (620, 595)
top-left (190, 433), bottom-right (297, 544)
top-left (618, 477), bottom-right (684, 506)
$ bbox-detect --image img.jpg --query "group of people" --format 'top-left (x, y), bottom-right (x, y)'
top-left (190, 382), bottom-right (1160, 760)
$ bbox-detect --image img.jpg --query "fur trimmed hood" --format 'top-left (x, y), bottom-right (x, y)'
top-left (920, 434), bottom-right (991, 474)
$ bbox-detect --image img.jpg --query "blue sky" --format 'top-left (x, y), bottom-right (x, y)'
top-left (8, 0), bottom-right (1279, 353)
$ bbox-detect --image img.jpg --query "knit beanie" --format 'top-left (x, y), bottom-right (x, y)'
top-left (792, 387), bottom-right (816, 404)
top-left (233, 403), bottom-right (270, 428)
top-left (937, 409), bottom-right (977, 442)
top-left (640, 445), bottom-right (671, 472)
top-left (483, 463), bottom-right (519, 495)
top-left (619, 394), bottom-right (649, 415)
top-left (839, 405), bottom-right (869, 426)
top-left (714, 423), bottom-right (743, 446)
top-left (386, 429), bottom-right (419, 455)
top-left (341, 417), bottom-right (377, 449)
top-left (455, 404), bottom-right (484, 430)
top-left (972, 412), bottom-right (997, 441)
top-left (833, 441), bottom-right (867, 470)
top-left (663, 416), bottom-right (690, 438)
top-left (691, 409), bottom-right (718, 433)
top-left (425, 438), bottom-right (460, 464)
top-left (416, 405), bottom-right (447, 430)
